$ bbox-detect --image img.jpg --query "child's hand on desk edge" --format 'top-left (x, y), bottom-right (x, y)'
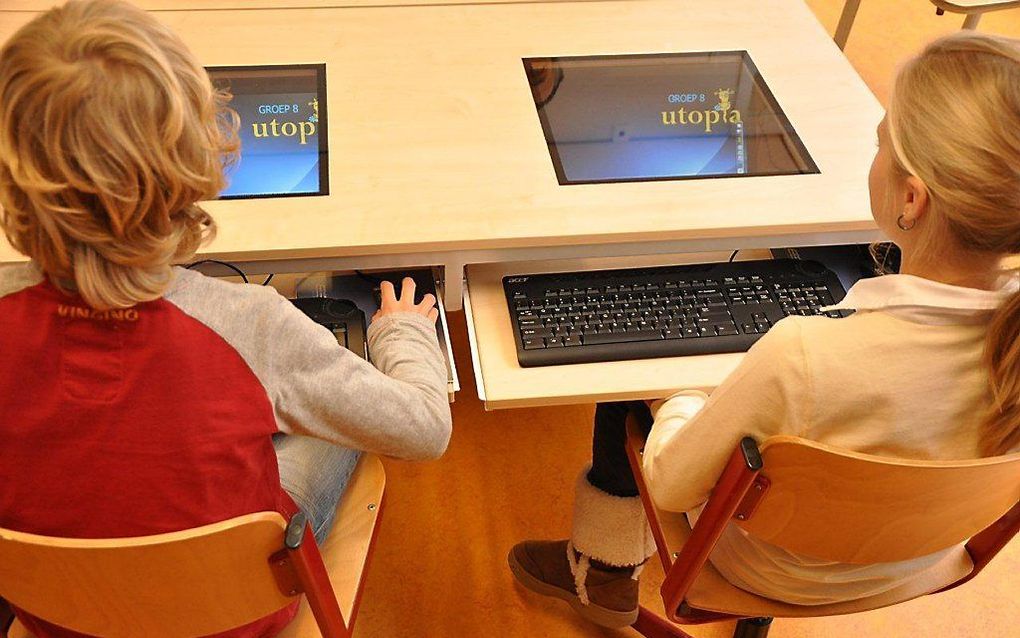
top-left (373, 277), bottom-right (439, 324)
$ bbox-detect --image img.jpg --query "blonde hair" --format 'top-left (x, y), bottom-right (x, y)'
top-left (887, 32), bottom-right (1020, 455)
top-left (0, 0), bottom-right (239, 309)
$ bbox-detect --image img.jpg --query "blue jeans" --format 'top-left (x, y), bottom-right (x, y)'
top-left (273, 434), bottom-right (361, 545)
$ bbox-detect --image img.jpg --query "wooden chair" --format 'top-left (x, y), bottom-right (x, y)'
top-left (0, 454), bottom-right (386, 638)
top-left (835, 0), bottom-right (1020, 49)
top-left (623, 415), bottom-right (1020, 638)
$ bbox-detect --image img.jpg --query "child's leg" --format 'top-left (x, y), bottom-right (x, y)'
top-left (273, 434), bottom-right (362, 545)
top-left (574, 401), bottom-right (656, 566)
top-left (509, 401), bottom-right (656, 628)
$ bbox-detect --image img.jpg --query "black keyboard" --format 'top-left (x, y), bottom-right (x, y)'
top-left (504, 259), bottom-right (849, 367)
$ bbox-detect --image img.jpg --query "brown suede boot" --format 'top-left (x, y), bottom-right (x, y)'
top-left (508, 540), bottom-right (640, 628)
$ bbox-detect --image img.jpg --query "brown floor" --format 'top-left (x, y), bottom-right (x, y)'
top-left (356, 3), bottom-right (1020, 636)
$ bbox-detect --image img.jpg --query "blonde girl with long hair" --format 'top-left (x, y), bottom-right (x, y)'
top-left (510, 31), bottom-right (1020, 627)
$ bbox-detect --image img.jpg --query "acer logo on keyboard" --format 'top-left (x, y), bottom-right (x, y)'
top-left (507, 277), bottom-right (529, 283)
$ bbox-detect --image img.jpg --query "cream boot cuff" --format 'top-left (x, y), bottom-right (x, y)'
top-left (570, 467), bottom-right (657, 567)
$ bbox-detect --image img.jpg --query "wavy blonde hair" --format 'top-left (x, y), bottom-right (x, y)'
top-left (0, 0), bottom-right (239, 309)
top-left (887, 32), bottom-right (1020, 455)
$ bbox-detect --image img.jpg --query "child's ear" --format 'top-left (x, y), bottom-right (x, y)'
top-left (904, 175), bottom-right (930, 221)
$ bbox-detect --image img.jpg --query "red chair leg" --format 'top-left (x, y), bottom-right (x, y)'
top-left (631, 606), bottom-right (695, 638)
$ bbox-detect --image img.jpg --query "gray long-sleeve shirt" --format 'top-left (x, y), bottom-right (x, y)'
top-left (0, 263), bottom-right (453, 460)
top-left (165, 267), bottom-right (453, 459)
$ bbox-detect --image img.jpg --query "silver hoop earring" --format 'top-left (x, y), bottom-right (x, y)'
top-left (897, 214), bottom-right (916, 231)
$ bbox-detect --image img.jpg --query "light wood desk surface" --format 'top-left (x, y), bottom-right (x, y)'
top-left (0, 0), bottom-right (883, 275)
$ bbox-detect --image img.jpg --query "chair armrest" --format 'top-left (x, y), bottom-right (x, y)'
top-left (938, 500), bottom-right (1020, 593)
top-left (625, 414), bottom-right (676, 573)
top-left (661, 438), bottom-right (762, 621)
top-left (626, 412), bottom-right (763, 623)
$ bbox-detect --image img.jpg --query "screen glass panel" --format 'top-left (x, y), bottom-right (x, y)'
top-left (523, 51), bottom-right (817, 185)
top-left (207, 64), bottom-right (328, 199)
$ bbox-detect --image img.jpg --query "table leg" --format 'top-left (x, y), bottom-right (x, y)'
top-left (963, 13), bottom-right (982, 30)
top-left (835, 0), bottom-right (863, 49)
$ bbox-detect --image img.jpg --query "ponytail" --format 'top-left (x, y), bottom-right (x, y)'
top-left (887, 31), bottom-right (1020, 456)
top-left (982, 285), bottom-right (1020, 455)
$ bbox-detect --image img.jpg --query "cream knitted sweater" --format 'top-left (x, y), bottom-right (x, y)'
top-left (643, 273), bottom-right (1017, 604)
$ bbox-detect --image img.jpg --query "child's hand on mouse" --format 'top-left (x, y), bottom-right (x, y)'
top-left (374, 277), bottom-right (439, 323)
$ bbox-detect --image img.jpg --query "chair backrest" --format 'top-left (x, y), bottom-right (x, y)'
top-left (0, 512), bottom-right (296, 638)
top-left (737, 436), bottom-right (1020, 564)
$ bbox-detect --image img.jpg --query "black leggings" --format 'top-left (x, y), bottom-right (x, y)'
top-left (586, 401), bottom-right (654, 498)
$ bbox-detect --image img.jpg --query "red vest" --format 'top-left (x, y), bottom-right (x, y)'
top-left (0, 282), bottom-right (299, 638)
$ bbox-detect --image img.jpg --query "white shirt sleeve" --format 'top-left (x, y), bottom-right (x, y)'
top-left (642, 318), bottom-right (810, 513)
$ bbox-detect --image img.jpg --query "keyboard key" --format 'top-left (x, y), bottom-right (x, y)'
top-left (584, 330), bottom-right (662, 345)
top-left (546, 337), bottom-right (564, 347)
top-left (523, 328), bottom-right (554, 339)
top-left (523, 338), bottom-right (545, 350)
top-left (563, 336), bottom-right (582, 347)
top-left (700, 309), bottom-right (732, 321)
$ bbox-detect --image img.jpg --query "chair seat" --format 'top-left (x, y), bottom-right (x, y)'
top-left (277, 454), bottom-right (386, 638)
top-left (657, 509), bottom-right (975, 620)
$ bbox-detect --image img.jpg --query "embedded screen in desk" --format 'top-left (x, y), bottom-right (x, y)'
top-left (523, 51), bottom-right (818, 185)
top-left (207, 64), bottom-right (328, 200)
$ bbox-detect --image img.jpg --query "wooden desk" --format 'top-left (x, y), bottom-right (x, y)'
top-left (1, 0), bottom-right (883, 313)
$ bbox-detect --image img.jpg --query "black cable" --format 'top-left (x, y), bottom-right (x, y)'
top-left (185, 259), bottom-right (276, 286)
top-left (186, 259), bottom-right (248, 283)
top-left (728, 249), bottom-right (739, 263)
top-left (355, 270), bottom-right (385, 285)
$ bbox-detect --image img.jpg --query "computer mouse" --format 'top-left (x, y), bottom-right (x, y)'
top-left (291, 297), bottom-right (360, 321)
top-left (290, 297), bottom-right (369, 359)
